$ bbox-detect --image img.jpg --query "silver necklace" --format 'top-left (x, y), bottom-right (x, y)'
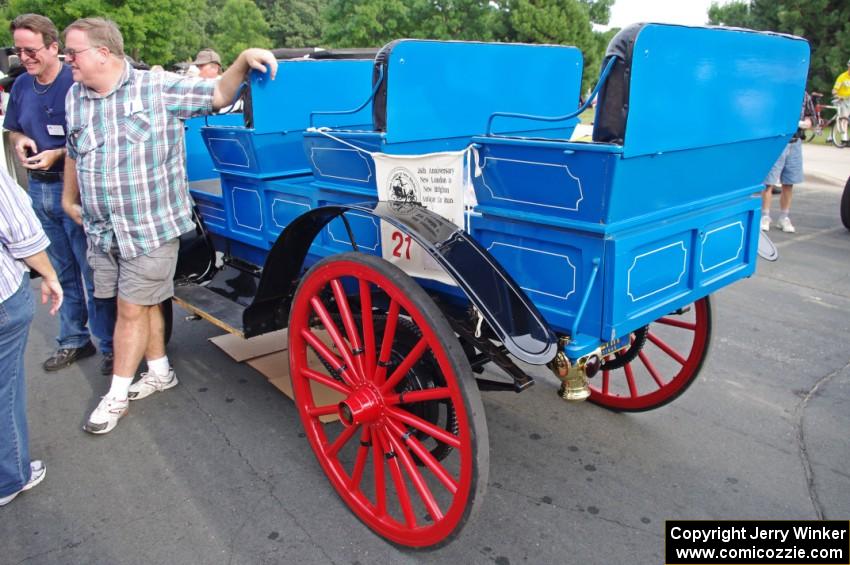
top-left (32, 76), bottom-right (55, 95)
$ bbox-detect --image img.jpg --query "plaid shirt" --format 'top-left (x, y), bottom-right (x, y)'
top-left (66, 62), bottom-right (215, 259)
top-left (0, 168), bottom-right (50, 302)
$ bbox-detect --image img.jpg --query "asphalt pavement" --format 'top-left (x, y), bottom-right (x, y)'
top-left (3, 144), bottom-right (849, 565)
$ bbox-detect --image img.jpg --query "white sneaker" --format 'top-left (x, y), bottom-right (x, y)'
top-left (128, 369), bottom-right (178, 401)
top-left (776, 216), bottom-right (796, 233)
top-left (760, 216), bottom-right (771, 232)
top-left (84, 396), bottom-right (128, 434)
top-left (0, 460), bottom-right (46, 506)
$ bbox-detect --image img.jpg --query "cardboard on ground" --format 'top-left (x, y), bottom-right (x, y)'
top-left (210, 328), bottom-right (344, 422)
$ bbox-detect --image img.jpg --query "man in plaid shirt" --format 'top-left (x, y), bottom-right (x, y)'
top-left (61, 17), bottom-right (277, 434)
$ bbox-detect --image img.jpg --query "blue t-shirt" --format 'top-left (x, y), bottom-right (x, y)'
top-left (3, 64), bottom-right (74, 173)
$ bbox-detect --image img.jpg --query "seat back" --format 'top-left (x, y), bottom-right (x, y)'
top-left (593, 24), bottom-right (810, 158)
top-left (369, 39), bottom-right (584, 145)
top-left (247, 58), bottom-right (375, 134)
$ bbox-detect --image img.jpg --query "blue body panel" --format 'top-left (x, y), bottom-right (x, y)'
top-left (190, 170), bottom-right (381, 274)
top-left (185, 113), bottom-right (243, 182)
top-left (202, 128), bottom-right (308, 179)
top-left (304, 131), bottom-right (382, 191)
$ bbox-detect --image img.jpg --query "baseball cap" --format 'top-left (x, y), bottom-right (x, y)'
top-left (193, 48), bottom-right (222, 67)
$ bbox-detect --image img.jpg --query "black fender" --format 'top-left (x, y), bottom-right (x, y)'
top-left (243, 202), bottom-right (557, 365)
top-left (175, 206), bottom-right (217, 284)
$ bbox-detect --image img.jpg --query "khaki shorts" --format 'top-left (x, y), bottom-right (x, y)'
top-left (87, 238), bottom-right (179, 305)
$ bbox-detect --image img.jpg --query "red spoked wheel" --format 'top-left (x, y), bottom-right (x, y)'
top-left (288, 252), bottom-right (488, 548)
top-left (588, 297), bottom-right (712, 412)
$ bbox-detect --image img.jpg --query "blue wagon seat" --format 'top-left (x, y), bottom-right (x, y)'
top-left (200, 57), bottom-right (376, 180)
top-left (303, 39), bottom-right (586, 194)
top-left (188, 54), bottom-right (377, 264)
top-left (469, 23), bottom-right (810, 346)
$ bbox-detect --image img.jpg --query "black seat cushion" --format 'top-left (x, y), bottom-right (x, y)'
top-left (371, 40), bottom-right (403, 132)
top-left (592, 23), bottom-right (645, 145)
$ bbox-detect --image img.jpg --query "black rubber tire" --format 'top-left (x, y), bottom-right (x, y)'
top-left (161, 299), bottom-right (173, 345)
top-left (841, 175), bottom-right (850, 231)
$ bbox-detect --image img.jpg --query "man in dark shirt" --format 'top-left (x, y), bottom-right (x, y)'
top-left (3, 13), bottom-right (115, 373)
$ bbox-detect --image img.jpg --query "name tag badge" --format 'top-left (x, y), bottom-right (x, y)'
top-left (47, 124), bottom-right (65, 136)
top-left (124, 99), bottom-right (144, 116)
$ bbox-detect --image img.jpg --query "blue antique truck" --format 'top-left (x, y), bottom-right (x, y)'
top-left (172, 25), bottom-right (809, 547)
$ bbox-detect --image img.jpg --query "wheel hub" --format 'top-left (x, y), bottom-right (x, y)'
top-left (338, 384), bottom-right (383, 426)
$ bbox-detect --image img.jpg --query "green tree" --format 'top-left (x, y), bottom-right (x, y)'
top-left (708, 0), bottom-right (850, 95)
top-left (495, 0), bottom-right (611, 93)
top-left (322, 0), bottom-right (413, 47)
top-left (111, 0), bottom-right (209, 63)
top-left (707, 0), bottom-right (756, 28)
top-left (210, 0), bottom-right (272, 64)
top-left (578, 0), bottom-right (613, 25)
top-left (321, 0), bottom-right (499, 47)
top-left (256, 0), bottom-right (327, 48)
top-left (410, 0), bottom-right (498, 41)
top-left (0, 0), bottom-right (209, 65)
top-left (320, 0), bottom-right (612, 92)
top-left (503, 0), bottom-right (594, 45)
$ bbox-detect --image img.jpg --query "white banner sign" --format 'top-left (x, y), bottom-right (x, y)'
top-left (373, 149), bottom-right (470, 284)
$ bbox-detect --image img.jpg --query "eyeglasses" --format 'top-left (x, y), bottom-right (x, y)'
top-left (62, 46), bottom-right (95, 60)
top-left (13, 45), bottom-right (46, 58)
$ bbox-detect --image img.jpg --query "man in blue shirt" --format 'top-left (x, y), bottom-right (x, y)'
top-left (3, 13), bottom-right (115, 374)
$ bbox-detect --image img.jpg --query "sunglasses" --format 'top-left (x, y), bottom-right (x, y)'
top-left (62, 47), bottom-right (96, 59)
top-left (13, 45), bottom-right (47, 58)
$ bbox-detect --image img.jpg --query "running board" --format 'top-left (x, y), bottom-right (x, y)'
top-left (173, 283), bottom-right (245, 337)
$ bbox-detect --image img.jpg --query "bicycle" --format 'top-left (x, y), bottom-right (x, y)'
top-left (805, 92), bottom-right (849, 147)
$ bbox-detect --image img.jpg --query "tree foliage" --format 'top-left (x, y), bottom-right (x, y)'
top-left (321, 0), bottom-right (501, 46)
top-left (411, 0), bottom-right (499, 41)
top-left (578, 0), bottom-right (614, 25)
top-left (321, 0), bottom-right (415, 47)
top-left (0, 0), bottom-right (208, 65)
top-left (708, 0), bottom-right (850, 95)
top-left (321, 0), bottom-right (613, 92)
top-left (494, 0), bottom-right (612, 93)
top-left (0, 0), bottom-right (617, 87)
top-left (5, 0), bottom-right (842, 96)
top-left (209, 0), bottom-right (271, 64)
top-left (256, 0), bottom-right (327, 48)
